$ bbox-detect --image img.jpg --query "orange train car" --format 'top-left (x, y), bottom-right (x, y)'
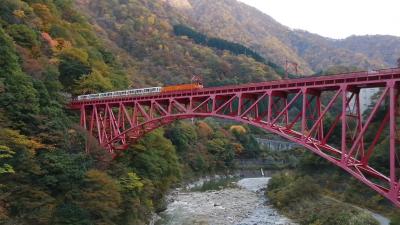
top-left (161, 83), bottom-right (203, 92)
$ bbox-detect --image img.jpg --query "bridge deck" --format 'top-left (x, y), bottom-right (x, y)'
top-left (69, 68), bottom-right (400, 109)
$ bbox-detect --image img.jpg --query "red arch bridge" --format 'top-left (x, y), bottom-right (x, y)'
top-left (69, 68), bottom-right (400, 207)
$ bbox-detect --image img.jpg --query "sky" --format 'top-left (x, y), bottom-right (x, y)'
top-left (237, 0), bottom-right (400, 39)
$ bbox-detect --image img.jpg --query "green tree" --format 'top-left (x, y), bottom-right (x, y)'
top-left (7, 24), bottom-right (38, 48)
top-left (0, 145), bottom-right (15, 174)
top-left (58, 48), bottom-right (91, 90)
top-left (119, 172), bottom-right (143, 195)
top-left (0, 27), bottom-right (39, 131)
top-left (74, 69), bottom-right (113, 94)
top-left (75, 170), bottom-right (122, 225)
top-left (165, 122), bottom-right (197, 153)
top-left (391, 212), bottom-right (400, 225)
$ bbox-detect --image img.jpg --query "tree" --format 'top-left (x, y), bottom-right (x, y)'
top-left (391, 212), bottom-right (400, 225)
top-left (75, 170), bottom-right (122, 225)
top-left (196, 121), bottom-right (213, 139)
top-left (165, 122), bottom-right (197, 153)
top-left (74, 69), bottom-right (113, 95)
top-left (0, 27), bottom-right (40, 131)
top-left (0, 145), bottom-right (15, 174)
top-left (58, 48), bottom-right (91, 90)
top-left (7, 24), bottom-right (38, 48)
top-left (119, 172), bottom-right (143, 195)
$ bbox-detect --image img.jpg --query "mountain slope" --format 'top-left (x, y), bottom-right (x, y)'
top-left (169, 0), bottom-right (399, 74)
top-left (76, 0), bottom-right (281, 87)
top-left (0, 1), bottom-right (274, 224)
top-left (332, 35), bottom-right (400, 67)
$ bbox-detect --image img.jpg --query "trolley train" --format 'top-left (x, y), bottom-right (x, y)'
top-left (77, 83), bottom-right (203, 101)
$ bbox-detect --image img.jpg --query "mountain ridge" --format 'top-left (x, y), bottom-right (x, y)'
top-left (165, 0), bottom-right (399, 75)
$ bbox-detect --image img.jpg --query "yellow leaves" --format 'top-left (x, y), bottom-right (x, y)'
top-left (78, 169), bottom-right (122, 220)
top-left (163, 45), bottom-right (170, 52)
top-left (31, 3), bottom-right (53, 21)
top-left (196, 121), bottom-right (213, 138)
top-left (0, 145), bottom-right (15, 174)
top-left (0, 128), bottom-right (44, 152)
top-left (147, 15), bottom-right (156, 25)
top-left (49, 57), bottom-right (59, 64)
top-left (13, 10), bottom-right (26, 19)
top-left (138, 15), bottom-right (145, 23)
top-left (231, 143), bottom-right (244, 155)
top-left (0, 128), bottom-right (44, 175)
top-left (53, 38), bottom-right (72, 51)
top-left (119, 172), bottom-right (144, 193)
top-left (60, 47), bottom-right (89, 63)
top-left (229, 125), bottom-right (246, 134)
top-left (74, 69), bottom-right (113, 95)
top-left (159, 20), bottom-right (171, 31)
top-left (0, 146), bottom-right (14, 160)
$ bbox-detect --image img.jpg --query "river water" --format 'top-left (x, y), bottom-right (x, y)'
top-left (155, 177), bottom-right (296, 225)
top-left (154, 176), bottom-right (391, 225)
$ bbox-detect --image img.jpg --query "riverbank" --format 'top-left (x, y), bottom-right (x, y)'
top-left (155, 177), bottom-right (295, 225)
top-left (266, 171), bottom-right (393, 225)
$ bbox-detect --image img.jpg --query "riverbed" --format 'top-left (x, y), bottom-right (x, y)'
top-left (155, 177), bottom-right (296, 225)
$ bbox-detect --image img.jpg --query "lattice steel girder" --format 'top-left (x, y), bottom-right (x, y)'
top-left (70, 68), bottom-right (400, 207)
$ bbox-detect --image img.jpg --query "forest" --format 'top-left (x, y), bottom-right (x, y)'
top-left (0, 0), bottom-right (268, 224)
top-left (173, 24), bottom-right (291, 77)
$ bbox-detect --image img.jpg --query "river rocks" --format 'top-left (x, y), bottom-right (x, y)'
top-left (157, 178), bottom-right (297, 225)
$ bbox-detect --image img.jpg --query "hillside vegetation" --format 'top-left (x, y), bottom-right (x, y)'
top-left (171, 0), bottom-right (400, 74)
top-left (78, 0), bottom-right (281, 87)
top-left (0, 0), bottom-right (275, 224)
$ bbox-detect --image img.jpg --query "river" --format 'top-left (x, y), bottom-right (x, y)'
top-left (154, 176), bottom-right (391, 225)
top-left (155, 177), bottom-right (296, 225)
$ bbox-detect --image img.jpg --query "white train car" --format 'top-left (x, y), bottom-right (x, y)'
top-left (77, 87), bottom-right (162, 100)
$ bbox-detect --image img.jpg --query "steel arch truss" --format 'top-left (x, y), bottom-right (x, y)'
top-left (73, 69), bottom-right (400, 207)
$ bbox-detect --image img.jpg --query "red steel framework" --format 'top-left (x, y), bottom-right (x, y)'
top-left (69, 68), bottom-right (400, 207)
